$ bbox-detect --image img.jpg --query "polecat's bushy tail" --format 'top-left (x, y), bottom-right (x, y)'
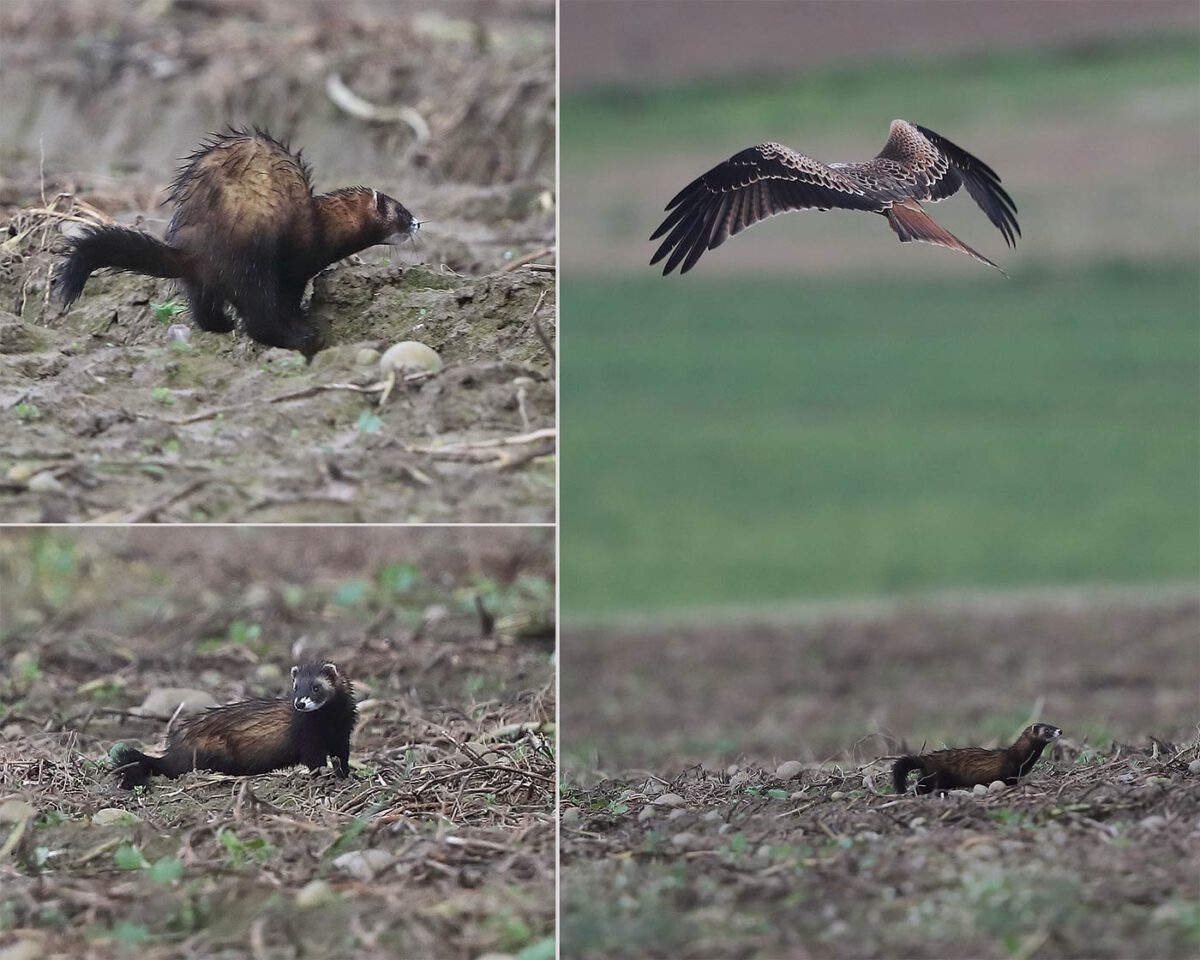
top-left (111, 743), bottom-right (169, 790)
top-left (892, 755), bottom-right (924, 794)
top-left (56, 226), bottom-right (184, 307)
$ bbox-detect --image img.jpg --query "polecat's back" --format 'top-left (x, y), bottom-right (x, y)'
top-left (166, 131), bottom-right (315, 257)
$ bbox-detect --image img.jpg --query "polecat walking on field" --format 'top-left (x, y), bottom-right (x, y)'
top-left (56, 128), bottom-right (417, 358)
top-left (112, 661), bottom-right (357, 790)
top-left (893, 723), bottom-right (1062, 794)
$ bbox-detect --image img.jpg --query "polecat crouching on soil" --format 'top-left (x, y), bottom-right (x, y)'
top-left (56, 128), bottom-right (417, 359)
top-left (112, 661), bottom-right (357, 790)
top-left (893, 723), bottom-right (1062, 794)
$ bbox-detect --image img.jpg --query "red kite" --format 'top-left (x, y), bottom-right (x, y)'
top-left (650, 119), bottom-right (1019, 275)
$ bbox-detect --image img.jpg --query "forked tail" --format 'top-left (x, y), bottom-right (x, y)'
top-left (56, 226), bottom-right (184, 307)
top-left (892, 755), bottom-right (924, 794)
top-left (885, 199), bottom-right (1007, 275)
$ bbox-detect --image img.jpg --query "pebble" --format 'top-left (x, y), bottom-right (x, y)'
top-left (27, 473), bottom-right (65, 494)
top-left (702, 810), bottom-right (722, 822)
top-left (670, 831), bottom-right (698, 849)
top-left (987, 780), bottom-right (1008, 794)
top-left (1188, 759), bottom-right (1200, 775)
top-left (775, 761), bottom-right (804, 781)
top-left (666, 808), bottom-right (687, 821)
top-left (6, 463), bottom-right (36, 483)
top-left (0, 800), bottom-right (36, 824)
top-left (295, 879), bottom-right (335, 908)
top-left (332, 849), bottom-right (394, 881)
top-left (356, 347), bottom-right (382, 366)
top-left (830, 790), bottom-right (846, 801)
top-left (0, 940), bottom-right (43, 960)
top-left (637, 806), bottom-right (656, 822)
top-left (560, 806), bottom-right (580, 824)
top-left (654, 793), bottom-right (685, 807)
top-left (972, 783), bottom-right (989, 797)
top-left (379, 341), bottom-right (442, 376)
top-left (166, 323), bottom-right (191, 344)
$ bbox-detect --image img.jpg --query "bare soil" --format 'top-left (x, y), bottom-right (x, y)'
top-left (0, 0), bottom-right (556, 523)
top-left (0, 526), bottom-right (556, 960)
top-left (561, 591), bottom-right (1200, 959)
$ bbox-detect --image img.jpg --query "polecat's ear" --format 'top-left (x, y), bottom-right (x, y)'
top-left (322, 662), bottom-right (339, 679)
top-left (291, 665), bottom-right (300, 683)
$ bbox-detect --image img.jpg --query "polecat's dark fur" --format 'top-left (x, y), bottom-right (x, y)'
top-left (893, 723), bottom-right (1062, 794)
top-left (56, 128), bottom-right (416, 358)
top-left (112, 661), bottom-right (357, 790)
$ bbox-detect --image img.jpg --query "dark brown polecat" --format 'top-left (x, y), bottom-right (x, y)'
top-left (893, 723), bottom-right (1062, 794)
top-left (56, 128), bottom-right (417, 358)
top-left (112, 661), bottom-right (357, 790)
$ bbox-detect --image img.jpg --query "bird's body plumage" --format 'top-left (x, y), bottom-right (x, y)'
top-left (650, 119), bottom-right (1019, 275)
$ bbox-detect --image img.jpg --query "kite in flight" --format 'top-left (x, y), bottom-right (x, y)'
top-left (650, 119), bottom-right (1019, 275)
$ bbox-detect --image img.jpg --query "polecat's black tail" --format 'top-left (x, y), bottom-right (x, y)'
top-left (111, 743), bottom-right (169, 790)
top-left (56, 226), bottom-right (184, 307)
top-left (892, 756), bottom-right (924, 794)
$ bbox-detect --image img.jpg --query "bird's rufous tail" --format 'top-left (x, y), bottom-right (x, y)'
top-left (885, 199), bottom-right (1007, 275)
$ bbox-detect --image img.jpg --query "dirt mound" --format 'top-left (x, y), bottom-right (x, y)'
top-left (0, 0), bottom-right (556, 523)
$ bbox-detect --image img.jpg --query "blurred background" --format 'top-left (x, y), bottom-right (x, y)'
top-left (560, 0), bottom-right (1199, 766)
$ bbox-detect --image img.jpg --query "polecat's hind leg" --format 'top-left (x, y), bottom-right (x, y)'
top-left (234, 284), bottom-right (323, 359)
top-left (183, 281), bottom-right (235, 333)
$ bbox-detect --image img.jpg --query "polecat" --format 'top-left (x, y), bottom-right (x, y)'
top-left (112, 661), bottom-right (357, 790)
top-left (56, 128), bottom-right (417, 358)
top-left (892, 723), bottom-right (1062, 794)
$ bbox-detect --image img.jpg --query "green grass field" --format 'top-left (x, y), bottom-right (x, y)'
top-left (562, 267), bottom-right (1199, 615)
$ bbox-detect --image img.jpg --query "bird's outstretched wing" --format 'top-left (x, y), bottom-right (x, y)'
top-left (880, 121), bottom-right (1020, 249)
top-left (649, 143), bottom-right (883, 275)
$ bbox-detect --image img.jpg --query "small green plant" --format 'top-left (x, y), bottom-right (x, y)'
top-left (356, 410), bottom-right (384, 434)
top-left (376, 562), bottom-right (420, 594)
top-left (227, 621), bottom-right (262, 646)
top-left (152, 301), bottom-right (185, 323)
top-left (150, 387), bottom-right (175, 407)
top-left (108, 921), bottom-right (152, 946)
top-left (487, 910), bottom-right (534, 952)
top-left (114, 845), bottom-right (149, 870)
top-left (516, 939), bottom-right (556, 960)
top-left (146, 857), bottom-right (184, 885)
top-left (216, 828), bottom-right (274, 868)
top-left (331, 579), bottom-right (370, 607)
top-left (14, 402), bottom-right (41, 422)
